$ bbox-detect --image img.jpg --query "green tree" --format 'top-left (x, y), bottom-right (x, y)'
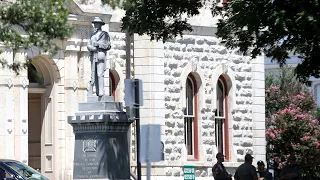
top-left (214, 0), bottom-right (320, 81)
top-left (3, 0), bottom-right (319, 82)
top-left (0, 0), bottom-right (72, 72)
top-left (102, 0), bottom-right (203, 42)
top-left (104, 0), bottom-right (320, 81)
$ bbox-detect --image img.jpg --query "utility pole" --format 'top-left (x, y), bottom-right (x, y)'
top-left (134, 79), bottom-right (142, 180)
top-left (125, 31), bottom-right (141, 180)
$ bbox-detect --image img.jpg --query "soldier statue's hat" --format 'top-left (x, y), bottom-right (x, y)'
top-left (92, 17), bottom-right (105, 25)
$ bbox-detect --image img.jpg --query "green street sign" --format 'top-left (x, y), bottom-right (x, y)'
top-left (184, 165), bottom-right (195, 180)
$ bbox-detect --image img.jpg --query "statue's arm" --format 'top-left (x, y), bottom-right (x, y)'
top-left (97, 32), bottom-right (111, 50)
top-left (87, 39), bottom-right (97, 51)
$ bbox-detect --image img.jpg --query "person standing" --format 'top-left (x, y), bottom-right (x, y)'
top-left (212, 152), bottom-right (232, 180)
top-left (234, 154), bottom-right (258, 180)
top-left (256, 160), bottom-right (273, 180)
top-left (279, 155), bottom-right (302, 180)
top-left (87, 17), bottom-right (111, 96)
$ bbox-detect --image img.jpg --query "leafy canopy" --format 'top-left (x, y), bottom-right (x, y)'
top-left (104, 0), bottom-right (320, 80)
top-left (2, 0), bottom-right (319, 81)
top-left (0, 0), bottom-right (72, 71)
top-left (215, 0), bottom-right (320, 81)
top-left (102, 0), bottom-right (203, 42)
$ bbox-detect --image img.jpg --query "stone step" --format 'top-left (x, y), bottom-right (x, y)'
top-left (79, 102), bottom-right (123, 111)
top-left (87, 95), bottom-right (114, 102)
top-left (75, 110), bottom-right (120, 115)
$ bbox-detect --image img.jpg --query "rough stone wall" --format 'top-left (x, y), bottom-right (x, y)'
top-left (163, 34), bottom-right (254, 175)
top-left (109, 32), bottom-right (127, 70)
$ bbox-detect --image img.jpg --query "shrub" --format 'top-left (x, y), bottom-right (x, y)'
top-left (265, 68), bottom-right (320, 179)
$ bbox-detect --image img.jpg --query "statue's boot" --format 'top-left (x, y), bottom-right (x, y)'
top-left (98, 76), bottom-right (104, 96)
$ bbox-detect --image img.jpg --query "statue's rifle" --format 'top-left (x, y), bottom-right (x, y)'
top-left (90, 51), bottom-right (97, 85)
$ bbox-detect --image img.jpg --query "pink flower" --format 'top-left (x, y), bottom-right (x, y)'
top-left (280, 129), bottom-right (286, 133)
top-left (301, 136), bottom-right (311, 141)
top-left (269, 132), bottom-right (276, 139)
top-left (279, 162), bottom-right (286, 169)
top-left (315, 140), bottom-right (320, 148)
top-left (311, 119), bottom-right (319, 124)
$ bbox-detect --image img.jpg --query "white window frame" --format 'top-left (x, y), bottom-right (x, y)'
top-left (215, 79), bottom-right (226, 155)
top-left (184, 76), bottom-right (195, 159)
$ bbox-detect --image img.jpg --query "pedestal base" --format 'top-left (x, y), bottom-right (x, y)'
top-left (68, 96), bottom-right (133, 180)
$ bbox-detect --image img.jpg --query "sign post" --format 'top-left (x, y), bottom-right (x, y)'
top-left (125, 79), bottom-right (143, 180)
top-left (140, 124), bottom-right (162, 180)
top-left (184, 165), bottom-right (195, 180)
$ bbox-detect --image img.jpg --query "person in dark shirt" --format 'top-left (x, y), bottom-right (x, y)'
top-left (280, 155), bottom-right (302, 180)
top-left (256, 160), bottom-right (273, 180)
top-left (234, 154), bottom-right (258, 180)
top-left (212, 152), bottom-right (232, 180)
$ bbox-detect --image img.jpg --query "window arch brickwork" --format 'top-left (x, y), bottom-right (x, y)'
top-left (178, 62), bottom-right (205, 161)
top-left (210, 64), bottom-right (235, 161)
top-left (215, 76), bottom-right (230, 160)
top-left (184, 74), bottom-right (199, 160)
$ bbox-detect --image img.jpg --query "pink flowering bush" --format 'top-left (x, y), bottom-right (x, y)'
top-left (265, 69), bottom-right (320, 179)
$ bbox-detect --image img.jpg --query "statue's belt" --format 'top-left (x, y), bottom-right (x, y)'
top-left (96, 48), bottom-right (108, 52)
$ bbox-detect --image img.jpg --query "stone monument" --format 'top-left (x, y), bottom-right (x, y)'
top-left (68, 17), bottom-right (133, 180)
top-left (87, 17), bottom-right (111, 96)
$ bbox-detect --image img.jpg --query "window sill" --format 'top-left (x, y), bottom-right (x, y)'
top-left (186, 158), bottom-right (198, 161)
top-left (132, 161), bottom-right (243, 168)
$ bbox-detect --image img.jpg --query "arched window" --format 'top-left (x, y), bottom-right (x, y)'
top-left (28, 63), bottom-right (44, 88)
top-left (109, 71), bottom-right (116, 98)
top-left (184, 74), bottom-right (199, 159)
top-left (215, 76), bottom-right (229, 160)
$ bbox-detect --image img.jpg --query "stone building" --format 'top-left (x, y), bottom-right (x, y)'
top-left (0, 0), bottom-right (266, 179)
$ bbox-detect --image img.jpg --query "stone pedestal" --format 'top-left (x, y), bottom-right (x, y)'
top-left (68, 96), bottom-right (133, 180)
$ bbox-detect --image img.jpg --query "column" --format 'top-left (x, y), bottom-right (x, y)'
top-left (102, 18), bottom-right (110, 97)
top-left (13, 50), bottom-right (29, 164)
top-left (64, 39), bottom-right (80, 179)
top-left (0, 49), bottom-right (15, 159)
top-left (133, 34), bottom-right (166, 175)
top-left (134, 34), bottom-right (166, 125)
top-left (252, 56), bottom-right (266, 162)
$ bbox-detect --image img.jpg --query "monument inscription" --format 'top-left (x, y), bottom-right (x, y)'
top-left (72, 131), bottom-right (130, 179)
top-left (73, 133), bottom-right (106, 179)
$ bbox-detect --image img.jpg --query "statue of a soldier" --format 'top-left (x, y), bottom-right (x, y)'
top-left (87, 17), bottom-right (111, 96)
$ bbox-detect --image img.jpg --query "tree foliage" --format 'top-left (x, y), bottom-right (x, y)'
top-left (2, 0), bottom-right (319, 80)
top-left (265, 68), bottom-right (320, 179)
top-left (103, 0), bottom-right (320, 81)
top-left (215, 0), bottom-right (320, 81)
top-left (102, 0), bottom-right (203, 42)
top-left (0, 0), bottom-right (72, 72)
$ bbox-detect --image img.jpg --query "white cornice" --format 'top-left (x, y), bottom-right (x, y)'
top-left (68, 0), bottom-right (113, 25)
